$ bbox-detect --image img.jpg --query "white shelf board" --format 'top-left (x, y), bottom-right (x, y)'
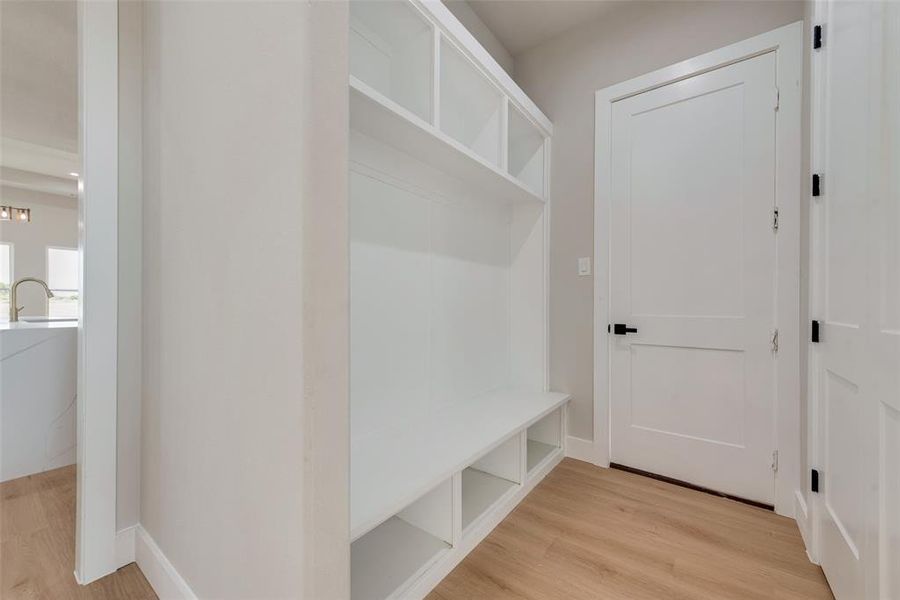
top-left (461, 468), bottom-right (517, 533)
top-left (350, 76), bottom-right (544, 207)
top-left (351, 516), bottom-right (449, 600)
top-left (527, 439), bottom-right (558, 473)
top-left (351, 388), bottom-right (570, 540)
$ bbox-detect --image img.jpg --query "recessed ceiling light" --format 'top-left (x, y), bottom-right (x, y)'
top-left (69, 172), bottom-right (80, 177)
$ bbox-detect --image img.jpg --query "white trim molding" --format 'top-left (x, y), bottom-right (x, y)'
top-left (565, 435), bottom-right (605, 465)
top-left (794, 490), bottom-right (817, 564)
top-left (74, 0), bottom-right (120, 584)
top-left (134, 525), bottom-right (198, 600)
top-left (593, 22), bottom-right (804, 517)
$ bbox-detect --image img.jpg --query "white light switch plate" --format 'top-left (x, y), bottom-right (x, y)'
top-left (578, 257), bottom-right (591, 276)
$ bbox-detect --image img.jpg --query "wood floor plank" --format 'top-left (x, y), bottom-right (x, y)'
top-left (429, 459), bottom-right (832, 600)
top-left (0, 467), bottom-right (157, 600)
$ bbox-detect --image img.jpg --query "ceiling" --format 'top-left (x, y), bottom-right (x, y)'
top-left (0, 0), bottom-right (78, 153)
top-left (467, 0), bottom-right (630, 56)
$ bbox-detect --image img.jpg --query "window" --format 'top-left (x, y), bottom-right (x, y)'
top-left (0, 243), bottom-right (10, 321)
top-left (47, 247), bottom-right (79, 319)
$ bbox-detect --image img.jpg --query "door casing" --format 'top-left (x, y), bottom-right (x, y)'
top-left (592, 22), bottom-right (804, 517)
top-left (76, 0), bottom-right (119, 584)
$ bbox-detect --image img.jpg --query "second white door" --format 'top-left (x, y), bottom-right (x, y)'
top-left (609, 52), bottom-right (778, 504)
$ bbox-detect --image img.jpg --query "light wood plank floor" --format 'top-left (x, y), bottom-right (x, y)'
top-left (429, 459), bottom-right (833, 600)
top-left (1, 465), bottom-right (157, 600)
top-left (3, 460), bottom-right (831, 599)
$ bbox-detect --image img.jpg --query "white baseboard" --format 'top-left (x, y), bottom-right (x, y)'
top-left (134, 524), bottom-right (197, 599)
top-left (565, 435), bottom-right (605, 465)
top-left (74, 527), bottom-right (133, 585)
top-left (115, 526), bottom-right (136, 568)
top-left (794, 489), bottom-right (817, 564)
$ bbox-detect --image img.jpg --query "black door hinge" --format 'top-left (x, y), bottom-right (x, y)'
top-left (812, 173), bottom-right (822, 197)
top-left (811, 319), bottom-right (821, 343)
top-left (811, 469), bottom-right (820, 493)
top-left (813, 25), bottom-right (823, 50)
top-left (611, 323), bottom-right (638, 335)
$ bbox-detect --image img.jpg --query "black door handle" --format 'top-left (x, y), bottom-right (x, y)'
top-left (610, 323), bottom-right (638, 335)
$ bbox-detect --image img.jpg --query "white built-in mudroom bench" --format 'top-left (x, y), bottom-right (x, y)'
top-left (349, 2), bottom-right (571, 598)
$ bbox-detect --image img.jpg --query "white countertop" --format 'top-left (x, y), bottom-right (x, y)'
top-left (0, 319), bottom-right (78, 332)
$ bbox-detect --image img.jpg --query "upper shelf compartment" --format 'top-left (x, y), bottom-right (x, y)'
top-left (350, 0), bottom-right (433, 123)
top-left (439, 38), bottom-right (503, 169)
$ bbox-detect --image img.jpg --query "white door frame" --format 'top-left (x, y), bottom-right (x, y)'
top-left (75, 0), bottom-right (119, 584)
top-left (593, 22), bottom-right (803, 517)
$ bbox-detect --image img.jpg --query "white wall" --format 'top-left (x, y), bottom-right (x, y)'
top-left (0, 0), bottom-right (78, 153)
top-left (512, 0), bottom-right (806, 441)
top-left (0, 187), bottom-right (77, 317)
top-left (140, 1), bottom-right (348, 597)
top-left (443, 0), bottom-right (514, 75)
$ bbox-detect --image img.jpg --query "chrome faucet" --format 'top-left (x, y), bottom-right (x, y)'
top-left (9, 278), bottom-right (54, 322)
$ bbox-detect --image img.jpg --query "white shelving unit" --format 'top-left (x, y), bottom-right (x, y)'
top-left (349, 2), bottom-right (567, 598)
top-left (439, 38), bottom-right (503, 168)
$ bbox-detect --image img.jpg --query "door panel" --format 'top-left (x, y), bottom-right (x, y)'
top-left (630, 345), bottom-right (745, 447)
top-left (609, 52), bottom-right (777, 504)
top-left (627, 84), bottom-right (745, 319)
top-left (822, 369), bottom-right (863, 561)
top-left (813, 2), bottom-right (900, 598)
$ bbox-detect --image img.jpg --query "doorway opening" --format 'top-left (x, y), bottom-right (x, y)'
top-left (0, 0), bottom-right (126, 588)
top-left (593, 22), bottom-right (803, 516)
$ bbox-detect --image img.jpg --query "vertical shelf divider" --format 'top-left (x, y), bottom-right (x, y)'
top-left (432, 29), bottom-right (442, 129)
top-left (451, 471), bottom-right (463, 547)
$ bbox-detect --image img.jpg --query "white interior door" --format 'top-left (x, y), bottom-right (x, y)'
top-left (813, 3), bottom-right (870, 596)
top-left (812, 2), bottom-right (900, 598)
top-left (609, 52), bottom-right (778, 505)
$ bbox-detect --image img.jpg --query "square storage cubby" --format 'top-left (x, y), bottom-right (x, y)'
top-left (439, 38), bottom-right (503, 167)
top-left (508, 104), bottom-right (545, 197)
top-left (461, 435), bottom-right (521, 533)
top-left (350, 0), bottom-right (433, 122)
top-left (351, 479), bottom-right (452, 600)
top-left (527, 409), bottom-right (561, 474)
